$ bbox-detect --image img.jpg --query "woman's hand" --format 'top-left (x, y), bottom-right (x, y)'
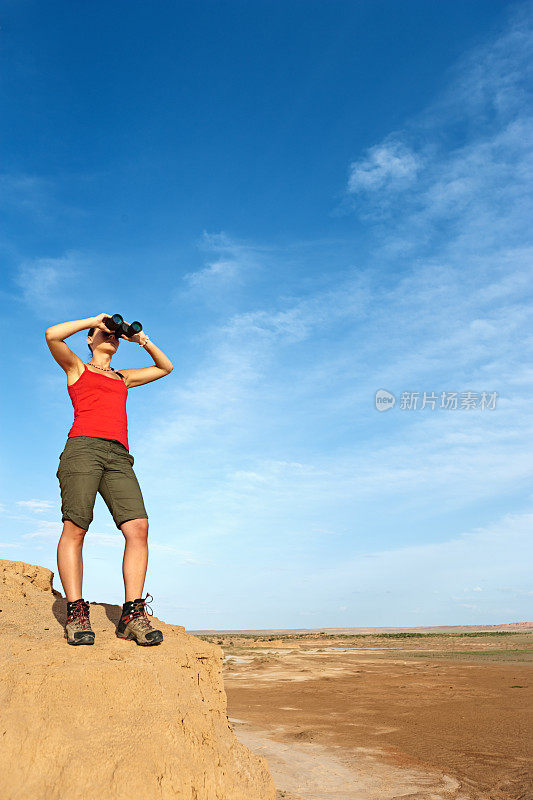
top-left (91, 313), bottom-right (113, 333)
top-left (121, 329), bottom-right (150, 347)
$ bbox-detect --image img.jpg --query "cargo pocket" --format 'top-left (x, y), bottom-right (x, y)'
top-left (56, 445), bottom-right (67, 475)
top-left (56, 458), bottom-right (102, 531)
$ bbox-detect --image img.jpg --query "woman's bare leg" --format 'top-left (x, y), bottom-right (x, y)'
top-left (120, 518), bottom-right (149, 601)
top-left (57, 520), bottom-right (87, 601)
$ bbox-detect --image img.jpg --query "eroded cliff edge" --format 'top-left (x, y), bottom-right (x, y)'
top-left (0, 559), bottom-right (276, 800)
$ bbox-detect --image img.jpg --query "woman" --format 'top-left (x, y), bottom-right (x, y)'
top-left (45, 312), bottom-right (173, 647)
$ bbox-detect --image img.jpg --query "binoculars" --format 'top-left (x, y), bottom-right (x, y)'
top-left (102, 314), bottom-right (143, 339)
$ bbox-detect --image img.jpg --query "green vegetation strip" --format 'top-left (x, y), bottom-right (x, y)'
top-left (432, 648), bottom-right (533, 655)
top-left (197, 631), bottom-right (527, 642)
top-left (394, 648), bottom-right (533, 660)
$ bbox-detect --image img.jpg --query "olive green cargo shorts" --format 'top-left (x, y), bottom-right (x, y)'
top-left (56, 436), bottom-right (148, 531)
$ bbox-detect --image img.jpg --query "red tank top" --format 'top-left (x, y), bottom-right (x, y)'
top-left (67, 364), bottom-right (129, 451)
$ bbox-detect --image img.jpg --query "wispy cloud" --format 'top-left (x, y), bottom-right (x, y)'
top-left (0, 173), bottom-right (85, 269)
top-left (423, 0), bottom-right (533, 129)
top-left (13, 251), bottom-right (85, 319)
top-left (148, 541), bottom-right (214, 565)
top-left (0, 174), bottom-right (52, 218)
top-left (340, 1), bottom-right (532, 242)
top-left (347, 137), bottom-right (421, 195)
top-left (16, 500), bottom-right (56, 513)
top-left (179, 231), bottom-right (264, 295)
top-left (21, 520), bottom-right (62, 539)
top-left (306, 510), bottom-right (533, 624)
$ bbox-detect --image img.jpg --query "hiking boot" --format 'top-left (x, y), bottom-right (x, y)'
top-left (116, 593), bottom-right (163, 646)
top-left (64, 598), bottom-right (95, 645)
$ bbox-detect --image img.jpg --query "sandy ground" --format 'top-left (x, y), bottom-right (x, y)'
top-left (0, 560), bottom-right (276, 800)
top-left (207, 632), bottom-right (533, 800)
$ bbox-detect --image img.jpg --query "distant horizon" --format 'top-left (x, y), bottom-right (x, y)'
top-left (189, 622), bottom-right (532, 634)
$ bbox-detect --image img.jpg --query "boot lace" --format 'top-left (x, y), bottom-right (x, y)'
top-left (68, 599), bottom-right (91, 628)
top-left (131, 593), bottom-right (155, 630)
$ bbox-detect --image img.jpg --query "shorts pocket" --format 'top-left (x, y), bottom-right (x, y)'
top-left (56, 447), bottom-right (69, 477)
top-left (59, 443), bottom-right (97, 474)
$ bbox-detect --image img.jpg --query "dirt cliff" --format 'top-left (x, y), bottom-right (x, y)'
top-left (0, 559), bottom-right (276, 800)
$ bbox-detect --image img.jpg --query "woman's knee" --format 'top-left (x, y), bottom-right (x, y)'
top-left (121, 517), bottom-right (149, 540)
top-left (61, 519), bottom-right (88, 540)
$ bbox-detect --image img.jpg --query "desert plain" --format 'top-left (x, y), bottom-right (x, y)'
top-left (193, 624), bottom-right (533, 800)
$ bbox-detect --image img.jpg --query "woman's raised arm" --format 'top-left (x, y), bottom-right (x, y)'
top-left (45, 315), bottom-right (110, 374)
top-left (45, 314), bottom-right (112, 341)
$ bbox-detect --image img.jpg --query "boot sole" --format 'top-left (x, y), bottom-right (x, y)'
top-left (115, 631), bottom-right (163, 646)
top-left (64, 632), bottom-right (95, 645)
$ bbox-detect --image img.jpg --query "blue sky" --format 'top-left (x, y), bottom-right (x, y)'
top-left (1, 0), bottom-right (532, 629)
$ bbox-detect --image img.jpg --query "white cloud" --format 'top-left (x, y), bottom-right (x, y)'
top-left (16, 500), bottom-right (55, 513)
top-left (347, 138), bottom-right (420, 194)
top-left (423, 0), bottom-right (533, 128)
top-left (21, 520), bottom-right (63, 539)
top-left (342, 1), bottom-right (533, 239)
top-left (180, 231), bottom-right (262, 294)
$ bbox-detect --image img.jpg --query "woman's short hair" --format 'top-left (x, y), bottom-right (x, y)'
top-left (87, 327), bottom-right (95, 354)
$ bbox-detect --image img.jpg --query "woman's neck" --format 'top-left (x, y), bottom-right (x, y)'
top-left (88, 357), bottom-right (112, 369)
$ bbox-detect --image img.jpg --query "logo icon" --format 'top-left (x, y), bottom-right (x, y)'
top-left (375, 389), bottom-right (396, 412)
